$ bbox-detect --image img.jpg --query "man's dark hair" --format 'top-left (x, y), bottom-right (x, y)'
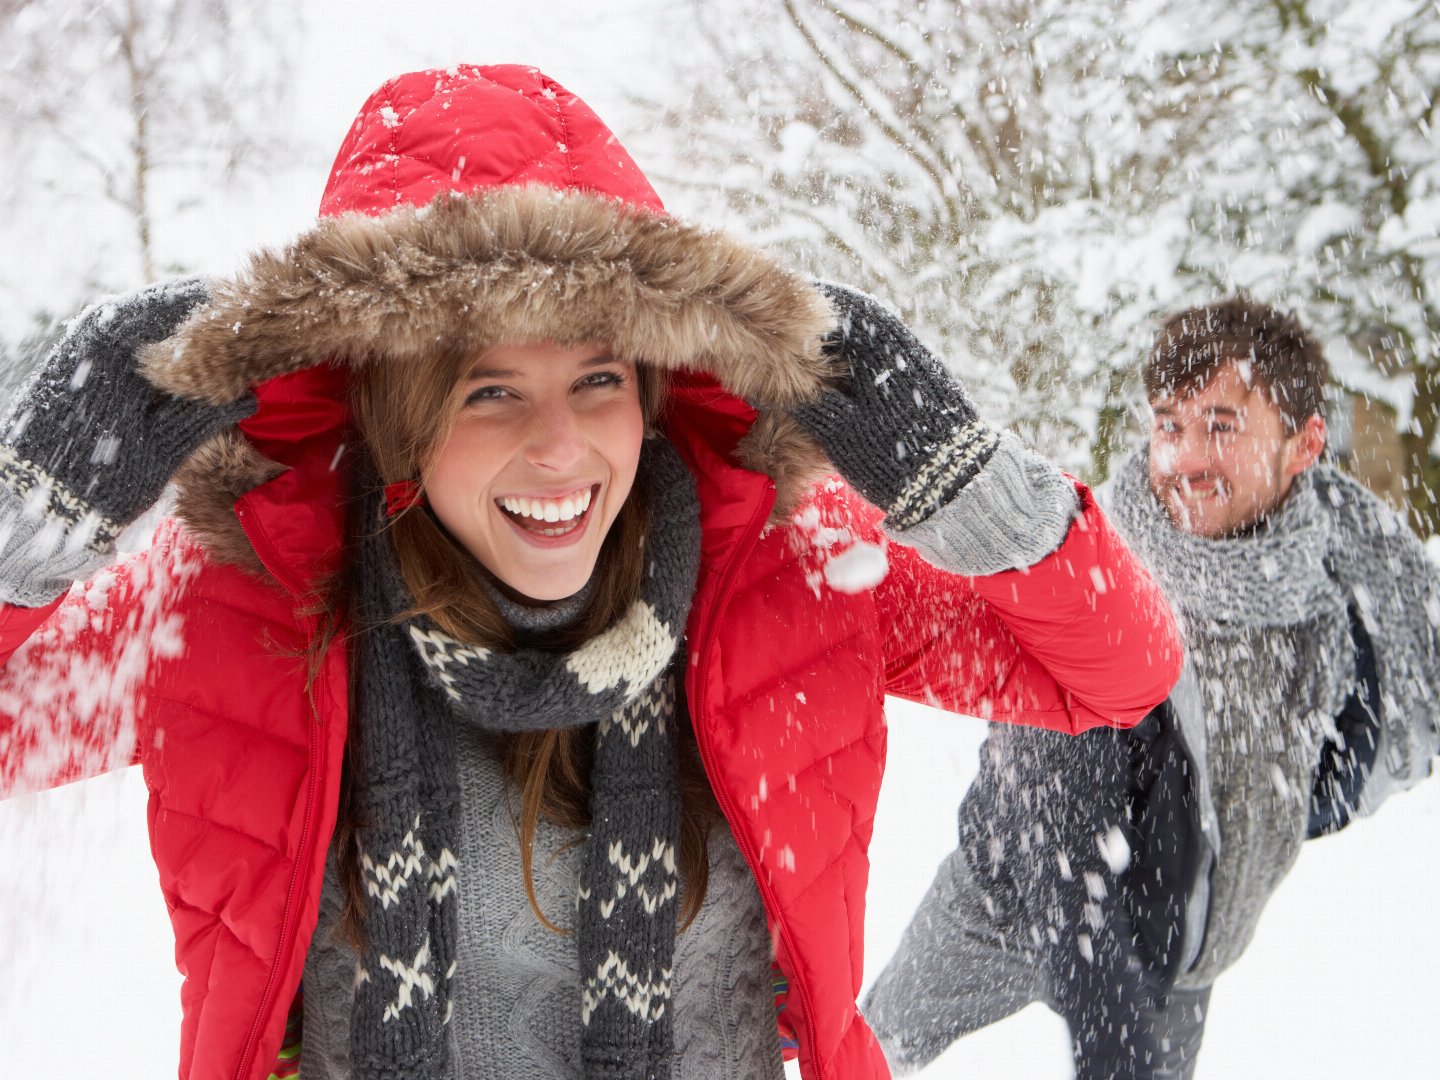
top-left (1144, 296), bottom-right (1330, 432)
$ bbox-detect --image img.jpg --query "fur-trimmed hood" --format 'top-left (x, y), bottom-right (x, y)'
top-left (137, 65), bottom-right (837, 575)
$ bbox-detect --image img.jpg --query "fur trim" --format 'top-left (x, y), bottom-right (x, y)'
top-left (142, 187), bottom-right (840, 561)
top-left (170, 431), bottom-right (285, 576)
top-left (735, 411), bottom-right (835, 515)
top-left (142, 186), bottom-right (834, 409)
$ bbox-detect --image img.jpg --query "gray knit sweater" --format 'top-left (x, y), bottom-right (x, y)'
top-left (300, 724), bottom-right (783, 1080)
top-left (298, 579), bottom-right (784, 1080)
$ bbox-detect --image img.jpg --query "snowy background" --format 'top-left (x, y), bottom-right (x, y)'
top-left (3, 700), bottom-right (1438, 1078)
top-left (1, 1), bottom-right (1437, 1077)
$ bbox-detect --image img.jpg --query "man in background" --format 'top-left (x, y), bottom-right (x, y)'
top-left (864, 297), bottom-right (1440, 1079)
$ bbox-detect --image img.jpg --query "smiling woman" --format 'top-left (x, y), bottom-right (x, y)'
top-left (0, 64), bottom-right (1183, 1080)
top-left (419, 344), bottom-right (646, 604)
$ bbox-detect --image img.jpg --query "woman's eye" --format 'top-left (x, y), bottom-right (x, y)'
top-left (577, 370), bottom-right (626, 390)
top-left (465, 385), bottom-right (510, 405)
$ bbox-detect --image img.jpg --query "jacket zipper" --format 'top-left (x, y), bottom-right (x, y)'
top-left (690, 487), bottom-right (827, 1080)
top-left (232, 504), bottom-right (324, 1080)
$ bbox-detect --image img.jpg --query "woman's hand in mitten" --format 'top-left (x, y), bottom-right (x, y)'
top-left (0, 277), bottom-right (257, 552)
top-left (795, 281), bottom-right (1078, 576)
top-left (794, 281), bottom-right (1001, 529)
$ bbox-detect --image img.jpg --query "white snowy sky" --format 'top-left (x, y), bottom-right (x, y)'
top-left (1, 3), bottom-right (1437, 1078)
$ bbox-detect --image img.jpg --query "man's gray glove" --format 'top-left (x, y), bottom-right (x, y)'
top-left (0, 277), bottom-right (256, 553)
top-left (794, 281), bottom-right (1002, 529)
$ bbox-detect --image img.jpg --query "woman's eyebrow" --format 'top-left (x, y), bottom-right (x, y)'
top-left (465, 354), bottom-right (621, 380)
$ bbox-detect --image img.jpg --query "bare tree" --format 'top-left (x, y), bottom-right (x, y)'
top-left (0, 0), bottom-right (297, 283)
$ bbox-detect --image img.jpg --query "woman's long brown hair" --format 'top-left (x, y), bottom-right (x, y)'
top-left (328, 345), bottom-right (719, 945)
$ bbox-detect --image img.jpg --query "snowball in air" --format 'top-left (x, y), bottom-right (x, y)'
top-left (823, 541), bottom-right (888, 593)
top-left (1097, 825), bottom-right (1132, 874)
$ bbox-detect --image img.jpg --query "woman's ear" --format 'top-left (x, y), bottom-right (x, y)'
top-left (1284, 413), bottom-right (1327, 479)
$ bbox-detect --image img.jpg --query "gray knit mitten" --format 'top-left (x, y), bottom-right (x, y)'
top-left (0, 278), bottom-right (254, 599)
top-left (796, 282), bottom-right (1002, 529)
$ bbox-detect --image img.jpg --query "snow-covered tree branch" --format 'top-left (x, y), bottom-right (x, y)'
top-left (650, 0), bottom-right (1440, 530)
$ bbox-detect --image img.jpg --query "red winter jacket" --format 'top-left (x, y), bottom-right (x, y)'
top-left (0, 65), bottom-right (1182, 1080)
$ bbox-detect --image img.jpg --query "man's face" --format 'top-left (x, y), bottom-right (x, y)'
top-left (1148, 360), bottom-right (1323, 538)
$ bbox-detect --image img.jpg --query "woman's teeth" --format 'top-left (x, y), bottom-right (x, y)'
top-left (500, 488), bottom-right (593, 533)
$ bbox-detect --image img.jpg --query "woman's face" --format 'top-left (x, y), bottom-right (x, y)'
top-left (425, 341), bottom-right (644, 603)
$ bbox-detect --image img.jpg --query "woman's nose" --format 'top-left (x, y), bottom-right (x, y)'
top-left (524, 402), bottom-right (587, 472)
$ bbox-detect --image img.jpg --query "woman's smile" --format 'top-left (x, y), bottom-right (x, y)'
top-left (497, 483), bottom-right (600, 542)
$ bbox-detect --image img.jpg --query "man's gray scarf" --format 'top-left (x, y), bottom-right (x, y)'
top-left (1107, 450), bottom-right (1352, 984)
top-left (1108, 448), bottom-right (1439, 806)
top-left (348, 437), bottom-right (702, 1080)
top-left (1105, 448), bottom-right (1439, 983)
top-left (1109, 446), bottom-right (1350, 772)
top-left (1312, 464), bottom-right (1440, 810)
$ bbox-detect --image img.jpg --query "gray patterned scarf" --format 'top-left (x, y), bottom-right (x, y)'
top-left (348, 437), bottom-right (702, 1080)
